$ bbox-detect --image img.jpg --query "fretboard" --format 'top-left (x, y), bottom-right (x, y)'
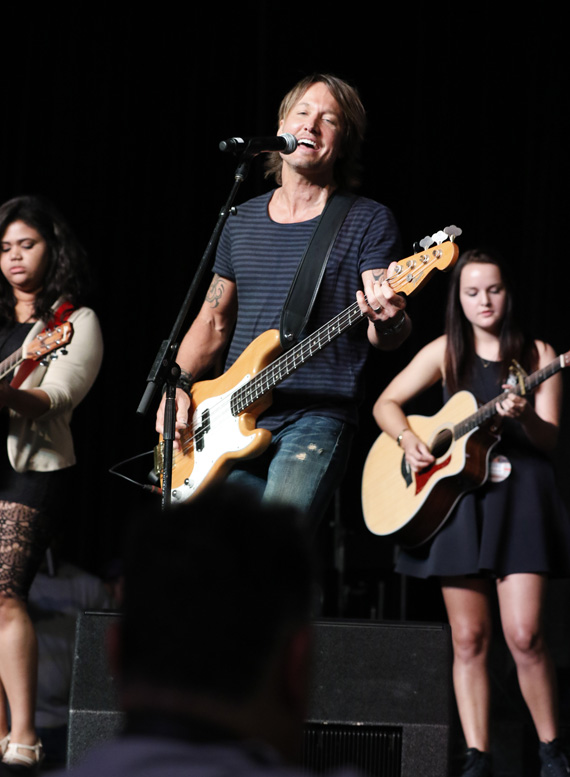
top-left (231, 300), bottom-right (364, 415)
top-left (453, 354), bottom-right (566, 440)
top-left (0, 347), bottom-right (24, 381)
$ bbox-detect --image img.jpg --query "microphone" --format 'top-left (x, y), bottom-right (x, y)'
top-left (219, 133), bottom-right (298, 156)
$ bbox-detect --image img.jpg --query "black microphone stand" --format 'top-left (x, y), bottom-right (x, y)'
top-left (136, 154), bottom-right (253, 511)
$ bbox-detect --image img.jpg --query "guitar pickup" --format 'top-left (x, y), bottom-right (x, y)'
top-left (194, 409), bottom-right (210, 453)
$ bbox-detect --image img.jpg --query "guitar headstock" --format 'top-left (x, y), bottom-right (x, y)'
top-left (24, 322), bottom-right (74, 363)
top-left (388, 226), bottom-right (461, 298)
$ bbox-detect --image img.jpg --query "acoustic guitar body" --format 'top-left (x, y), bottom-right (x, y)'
top-left (362, 391), bottom-right (500, 547)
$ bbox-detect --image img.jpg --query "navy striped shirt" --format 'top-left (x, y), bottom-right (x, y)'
top-left (213, 190), bottom-right (401, 430)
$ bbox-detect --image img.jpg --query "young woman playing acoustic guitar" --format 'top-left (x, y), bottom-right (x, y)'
top-left (0, 196), bottom-right (103, 768)
top-left (373, 248), bottom-right (570, 777)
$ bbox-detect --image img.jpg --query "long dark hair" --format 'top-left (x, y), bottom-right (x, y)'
top-left (0, 195), bottom-right (90, 323)
top-left (444, 248), bottom-right (537, 394)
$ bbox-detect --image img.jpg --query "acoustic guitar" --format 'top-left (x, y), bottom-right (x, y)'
top-left (362, 350), bottom-right (569, 547)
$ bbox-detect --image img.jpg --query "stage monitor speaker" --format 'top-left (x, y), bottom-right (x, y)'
top-left (67, 611), bottom-right (123, 767)
top-left (68, 614), bottom-right (452, 776)
top-left (305, 619), bottom-right (452, 777)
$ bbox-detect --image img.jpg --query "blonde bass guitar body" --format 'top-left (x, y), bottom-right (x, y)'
top-left (156, 330), bottom-right (281, 504)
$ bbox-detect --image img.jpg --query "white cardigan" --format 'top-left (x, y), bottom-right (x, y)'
top-left (7, 305), bottom-right (103, 473)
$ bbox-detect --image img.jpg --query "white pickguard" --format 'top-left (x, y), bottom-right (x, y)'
top-left (171, 375), bottom-right (256, 503)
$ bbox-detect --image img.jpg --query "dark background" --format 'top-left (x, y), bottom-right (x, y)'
top-left (2, 5), bottom-right (568, 613)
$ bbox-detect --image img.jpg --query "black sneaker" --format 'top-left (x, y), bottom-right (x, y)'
top-left (539, 739), bottom-right (570, 777)
top-left (461, 748), bottom-right (493, 777)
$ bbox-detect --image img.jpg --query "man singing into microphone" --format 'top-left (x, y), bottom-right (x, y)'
top-left (156, 73), bottom-right (410, 528)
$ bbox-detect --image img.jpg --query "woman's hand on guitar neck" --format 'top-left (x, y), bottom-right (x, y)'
top-left (400, 430), bottom-right (435, 473)
top-left (495, 386), bottom-right (529, 421)
top-left (155, 388), bottom-right (191, 450)
top-left (495, 374), bottom-right (559, 454)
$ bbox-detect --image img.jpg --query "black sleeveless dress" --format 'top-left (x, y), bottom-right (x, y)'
top-left (395, 356), bottom-right (570, 579)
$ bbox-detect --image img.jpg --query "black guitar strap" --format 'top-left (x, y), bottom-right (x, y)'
top-left (279, 190), bottom-right (357, 349)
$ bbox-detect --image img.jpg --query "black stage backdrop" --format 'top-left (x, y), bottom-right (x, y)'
top-left (2, 5), bottom-right (568, 605)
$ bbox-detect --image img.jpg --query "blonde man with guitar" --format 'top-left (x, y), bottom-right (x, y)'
top-left (372, 248), bottom-right (570, 777)
top-left (156, 74), bottom-right (411, 526)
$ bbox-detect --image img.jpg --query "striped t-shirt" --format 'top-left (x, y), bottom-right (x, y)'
top-left (213, 190), bottom-right (401, 430)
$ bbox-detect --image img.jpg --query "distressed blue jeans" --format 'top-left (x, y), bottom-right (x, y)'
top-left (226, 415), bottom-right (354, 530)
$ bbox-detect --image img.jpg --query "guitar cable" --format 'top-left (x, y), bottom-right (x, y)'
top-left (108, 450), bottom-right (162, 495)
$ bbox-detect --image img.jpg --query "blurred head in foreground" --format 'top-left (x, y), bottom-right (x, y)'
top-left (113, 484), bottom-right (315, 762)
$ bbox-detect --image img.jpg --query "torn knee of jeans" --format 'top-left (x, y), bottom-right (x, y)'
top-left (295, 444), bottom-right (325, 460)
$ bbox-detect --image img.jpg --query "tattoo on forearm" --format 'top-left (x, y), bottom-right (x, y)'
top-left (206, 274), bottom-right (226, 308)
top-left (372, 269), bottom-right (386, 283)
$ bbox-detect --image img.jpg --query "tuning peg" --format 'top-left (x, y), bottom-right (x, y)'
top-left (40, 360), bottom-right (49, 367)
top-left (419, 236), bottom-right (435, 250)
top-left (50, 354), bottom-right (58, 361)
top-left (431, 230), bottom-right (449, 245)
top-left (444, 224), bottom-right (462, 241)
top-left (60, 348), bottom-right (68, 355)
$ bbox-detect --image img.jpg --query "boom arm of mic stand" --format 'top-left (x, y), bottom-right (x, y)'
top-left (136, 157), bottom-right (252, 510)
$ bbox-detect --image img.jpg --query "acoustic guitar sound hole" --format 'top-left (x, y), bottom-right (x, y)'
top-left (430, 428), bottom-right (452, 459)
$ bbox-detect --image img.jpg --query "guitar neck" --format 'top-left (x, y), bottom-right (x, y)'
top-left (453, 354), bottom-right (567, 439)
top-left (0, 347), bottom-right (24, 382)
top-left (231, 300), bottom-right (364, 414)
top-left (229, 236), bottom-right (459, 416)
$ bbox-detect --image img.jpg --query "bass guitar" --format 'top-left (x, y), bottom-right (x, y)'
top-left (156, 232), bottom-right (460, 504)
top-left (1, 323), bottom-right (73, 382)
top-left (361, 350), bottom-right (570, 547)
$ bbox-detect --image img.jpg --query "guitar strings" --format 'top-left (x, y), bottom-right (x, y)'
top-left (454, 356), bottom-right (563, 440)
top-left (0, 325), bottom-right (70, 381)
top-left (173, 297), bottom-right (365, 461)
top-left (170, 254), bottom-right (445, 461)
top-left (168, 252), bottom-right (448, 466)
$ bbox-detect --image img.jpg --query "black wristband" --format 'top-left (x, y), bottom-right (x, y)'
top-left (374, 310), bottom-right (406, 336)
top-left (176, 369), bottom-right (193, 396)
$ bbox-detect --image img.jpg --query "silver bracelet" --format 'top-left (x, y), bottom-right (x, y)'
top-left (396, 427), bottom-right (410, 447)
